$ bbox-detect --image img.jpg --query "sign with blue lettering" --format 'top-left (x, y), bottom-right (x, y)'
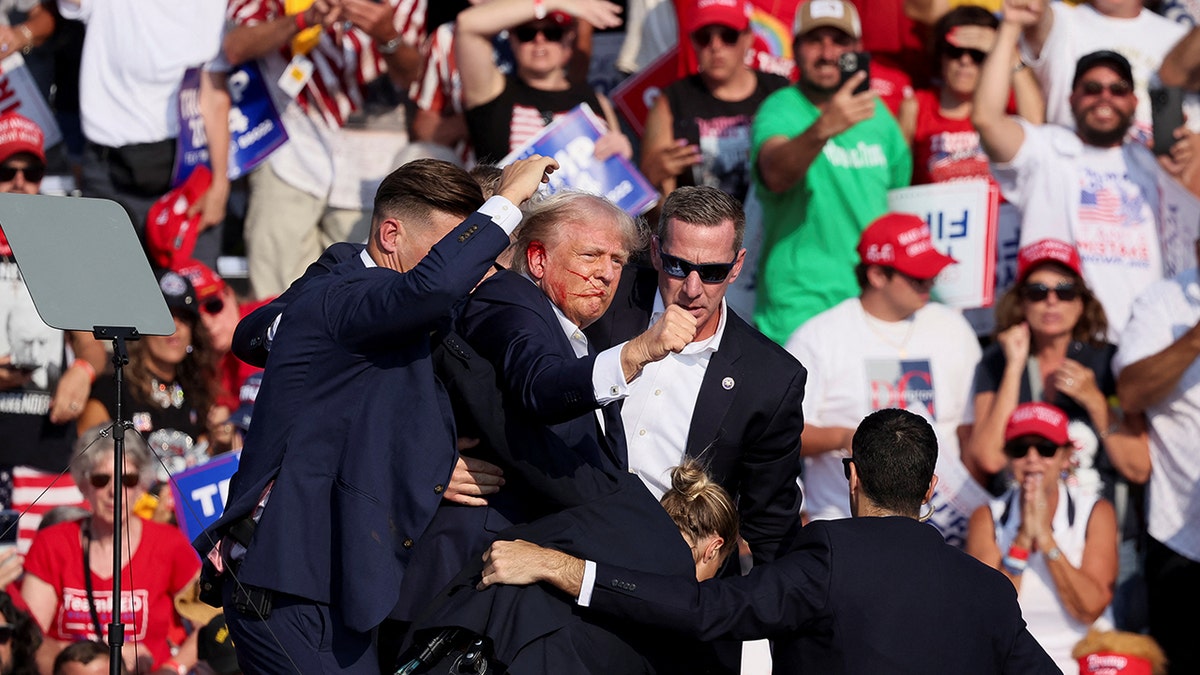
top-left (173, 63), bottom-right (288, 186)
top-left (888, 180), bottom-right (999, 309)
top-left (501, 104), bottom-right (658, 216)
top-left (170, 451), bottom-right (240, 541)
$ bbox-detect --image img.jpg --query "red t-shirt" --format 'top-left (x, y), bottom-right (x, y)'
top-left (24, 519), bottom-right (200, 668)
top-left (910, 89), bottom-right (994, 186)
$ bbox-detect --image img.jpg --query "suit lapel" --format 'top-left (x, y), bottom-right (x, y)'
top-left (686, 321), bottom-right (743, 460)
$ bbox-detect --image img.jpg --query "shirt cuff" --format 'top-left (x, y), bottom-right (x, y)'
top-left (577, 560), bottom-right (598, 607)
top-left (593, 342), bottom-right (630, 404)
top-left (266, 313), bottom-right (283, 350)
top-left (478, 195), bottom-right (522, 236)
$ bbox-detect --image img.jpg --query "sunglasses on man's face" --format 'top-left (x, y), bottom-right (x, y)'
top-left (1077, 80), bottom-right (1133, 97)
top-left (658, 251), bottom-right (737, 284)
top-left (89, 472), bottom-right (141, 489)
top-left (1020, 282), bottom-right (1079, 303)
top-left (512, 24), bottom-right (566, 43)
top-left (692, 25), bottom-right (741, 48)
top-left (942, 45), bottom-right (986, 64)
top-left (1003, 439), bottom-right (1061, 459)
top-left (0, 164), bottom-right (45, 183)
top-left (201, 297), bottom-right (225, 315)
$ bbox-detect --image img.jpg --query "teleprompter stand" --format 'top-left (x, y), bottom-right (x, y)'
top-left (0, 194), bottom-right (174, 675)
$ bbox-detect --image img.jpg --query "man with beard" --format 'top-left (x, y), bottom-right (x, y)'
top-left (749, 0), bottom-right (911, 344)
top-left (973, 0), bottom-right (1195, 341)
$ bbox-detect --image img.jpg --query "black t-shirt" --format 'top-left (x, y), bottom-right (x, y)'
top-left (664, 71), bottom-right (789, 201)
top-left (91, 373), bottom-right (203, 443)
top-left (465, 75), bottom-right (603, 164)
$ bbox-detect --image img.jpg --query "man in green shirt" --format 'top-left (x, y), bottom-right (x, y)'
top-left (751, 0), bottom-right (912, 345)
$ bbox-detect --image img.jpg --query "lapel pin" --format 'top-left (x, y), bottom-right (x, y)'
top-left (722, 377), bottom-right (735, 390)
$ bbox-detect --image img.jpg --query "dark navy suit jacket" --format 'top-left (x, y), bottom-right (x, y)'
top-left (584, 266), bottom-right (807, 563)
top-left (199, 213), bottom-right (509, 632)
top-left (590, 517), bottom-right (1059, 674)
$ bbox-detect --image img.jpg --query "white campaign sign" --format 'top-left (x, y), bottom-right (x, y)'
top-left (888, 180), bottom-right (999, 309)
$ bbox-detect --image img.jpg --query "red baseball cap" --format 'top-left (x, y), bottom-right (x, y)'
top-left (0, 113), bottom-right (44, 164)
top-left (1077, 652), bottom-right (1153, 675)
top-left (857, 213), bottom-right (957, 280)
top-left (1017, 238), bottom-right (1083, 283)
top-left (146, 166), bottom-right (212, 269)
top-left (1004, 402), bottom-right (1070, 445)
top-left (174, 258), bottom-right (226, 303)
top-left (687, 0), bottom-right (752, 33)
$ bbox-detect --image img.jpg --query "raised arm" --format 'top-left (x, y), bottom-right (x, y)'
top-left (756, 72), bottom-right (873, 194)
top-left (456, 0), bottom-right (623, 109)
top-left (1118, 318), bottom-right (1200, 413)
top-left (1161, 26), bottom-right (1200, 90)
top-left (223, 0), bottom-right (341, 66)
top-left (972, 6), bottom-right (1031, 163)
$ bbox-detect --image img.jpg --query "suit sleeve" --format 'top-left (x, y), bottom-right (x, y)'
top-left (327, 214), bottom-right (509, 350)
top-left (1003, 625), bottom-right (1059, 673)
top-left (739, 365), bottom-right (807, 564)
top-left (231, 242), bottom-right (362, 367)
top-left (590, 523), bottom-right (833, 642)
top-left (462, 282), bottom-right (606, 424)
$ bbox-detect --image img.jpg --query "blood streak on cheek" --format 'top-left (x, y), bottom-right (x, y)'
top-left (566, 269), bottom-right (602, 296)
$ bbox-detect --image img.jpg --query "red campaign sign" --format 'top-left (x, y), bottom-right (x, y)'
top-left (610, 46), bottom-right (680, 137)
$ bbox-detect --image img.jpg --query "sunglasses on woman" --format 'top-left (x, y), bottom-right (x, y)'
top-left (89, 472), bottom-right (141, 489)
top-left (512, 24), bottom-right (566, 43)
top-left (1020, 282), bottom-right (1079, 303)
top-left (1003, 439), bottom-right (1062, 459)
top-left (0, 164), bottom-right (45, 183)
top-left (692, 25), bottom-right (741, 48)
top-left (942, 45), bottom-right (986, 64)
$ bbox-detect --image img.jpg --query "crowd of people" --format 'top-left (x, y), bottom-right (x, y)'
top-left (0, 0), bottom-right (1197, 672)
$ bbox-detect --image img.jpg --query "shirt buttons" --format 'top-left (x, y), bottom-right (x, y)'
top-left (638, 429), bottom-right (646, 436)
top-left (654, 389), bottom-right (662, 396)
top-left (402, 538), bottom-right (414, 549)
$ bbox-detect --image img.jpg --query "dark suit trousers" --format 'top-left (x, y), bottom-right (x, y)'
top-left (223, 582), bottom-right (378, 675)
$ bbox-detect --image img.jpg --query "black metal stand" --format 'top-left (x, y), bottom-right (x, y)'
top-left (93, 325), bottom-right (140, 675)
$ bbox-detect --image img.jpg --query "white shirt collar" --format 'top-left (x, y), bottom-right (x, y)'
top-left (359, 248), bottom-right (376, 269)
top-left (523, 274), bottom-right (590, 357)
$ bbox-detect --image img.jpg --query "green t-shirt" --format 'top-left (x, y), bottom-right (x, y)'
top-left (750, 87), bottom-right (912, 345)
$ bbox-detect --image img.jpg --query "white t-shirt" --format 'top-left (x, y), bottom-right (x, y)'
top-left (1113, 268), bottom-right (1200, 563)
top-left (784, 298), bottom-right (986, 547)
top-left (993, 121), bottom-right (1163, 338)
top-left (59, 0), bottom-right (226, 147)
top-left (1021, 3), bottom-right (1191, 142)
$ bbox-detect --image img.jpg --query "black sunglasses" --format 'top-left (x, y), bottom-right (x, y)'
top-left (0, 164), bottom-right (45, 183)
top-left (201, 297), bottom-right (225, 315)
top-left (658, 249), bottom-right (737, 284)
top-left (942, 45), bottom-right (986, 64)
top-left (513, 24), bottom-right (566, 43)
top-left (1078, 80), bottom-right (1133, 97)
top-left (1003, 439), bottom-right (1062, 459)
top-left (0, 625), bottom-right (12, 645)
top-left (842, 456), bottom-right (854, 480)
top-left (1020, 282), bottom-right (1079, 303)
top-left (692, 25), bottom-right (741, 48)
top-left (89, 472), bottom-right (141, 489)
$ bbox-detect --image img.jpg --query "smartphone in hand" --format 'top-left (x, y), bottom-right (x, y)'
top-left (1150, 86), bottom-right (1185, 156)
top-left (838, 51), bottom-right (871, 95)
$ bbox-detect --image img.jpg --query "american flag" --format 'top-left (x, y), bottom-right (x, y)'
top-left (1078, 186), bottom-right (1129, 226)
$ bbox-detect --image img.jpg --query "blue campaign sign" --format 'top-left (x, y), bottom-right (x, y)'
top-left (501, 104), bottom-right (659, 215)
top-left (170, 451), bottom-right (241, 541)
top-left (173, 63), bottom-right (288, 186)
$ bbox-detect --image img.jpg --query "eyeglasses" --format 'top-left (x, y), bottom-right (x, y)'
top-left (88, 472), bottom-right (141, 489)
top-left (0, 625), bottom-right (12, 645)
top-left (1003, 439), bottom-right (1062, 459)
top-left (1020, 282), bottom-right (1079, 303)
top-left (1078, 80), bottom-right (1133, 97)
top-left (692, 25), bottom-right (742, 48)
top-left (201, 297), bottom-right (225, 315)
top-left (0, 164), bottom-right (45, 183)
top-left (659, 251), bottom-right (737, 284)
top-left (942, 45), bottom-right (986, 64)
top-left (512, 24), bottom-right (566, 43)
top-left (842, 456), bottom-right (854, 480)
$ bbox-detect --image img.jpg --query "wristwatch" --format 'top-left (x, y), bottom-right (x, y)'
top-left (378, 35), bottom-right (403, 55)
top-left (1044, 546), bottom-right (1062, 562)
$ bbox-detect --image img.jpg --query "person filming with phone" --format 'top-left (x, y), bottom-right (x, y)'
top-left (749, 0), bottom-right (912, 345)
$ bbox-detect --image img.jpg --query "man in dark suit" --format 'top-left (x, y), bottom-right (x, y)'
top-left (478, 408), bottom-right (1059, 674)
top-left (584, 186), bottom-right (806, 565)
top-left (196, 156), bottom-right (557, 674)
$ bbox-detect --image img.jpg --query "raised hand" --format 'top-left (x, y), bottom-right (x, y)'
top-left (496, 155), bottom-right (560, 205)
top-left (813, 72), bottom-right (876, 140)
